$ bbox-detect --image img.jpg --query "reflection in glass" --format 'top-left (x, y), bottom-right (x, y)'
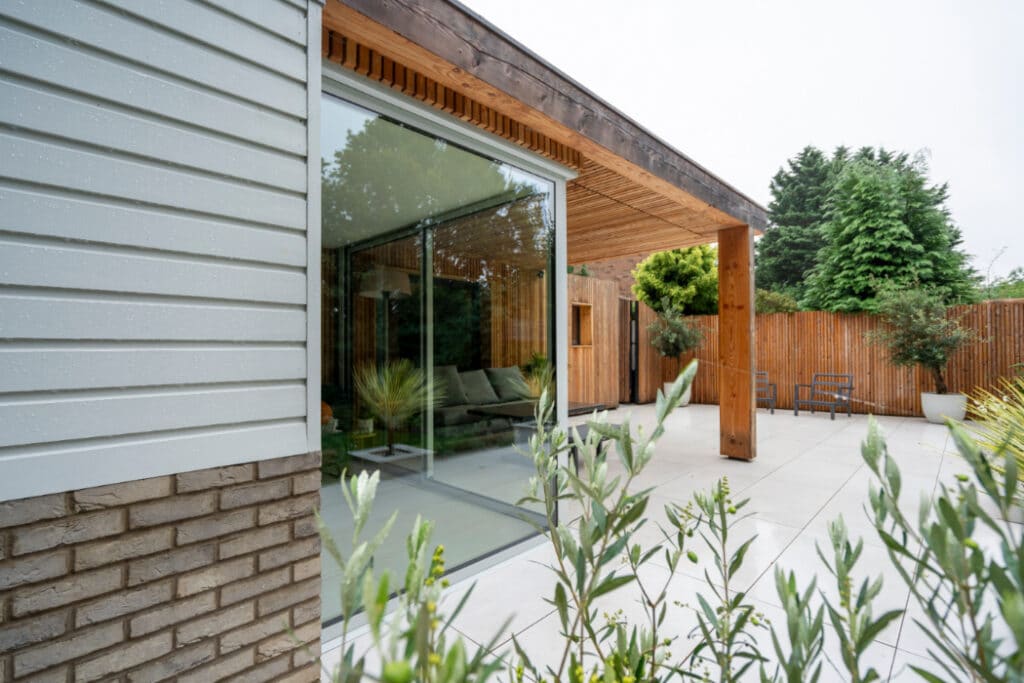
top-left (319, 93), bottom-right (555, 625)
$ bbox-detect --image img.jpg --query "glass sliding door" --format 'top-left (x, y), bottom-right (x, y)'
top-left (319, 90), bottom-right (556, 626)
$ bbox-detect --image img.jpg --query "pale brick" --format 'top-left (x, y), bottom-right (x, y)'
top-left (13, 509), bottom-right (124, 555)
top-left (219, 524), bottom-right (289, 560)
top-left (221, 479), bottom-right (290, 510)
top-left (257, 577), bottom-right (319, 617)
top-left (13, 621), bottom-right (123, 677)
top-left (258, 535), bottom-right (318, 571)
top-left (129, 591), bottom-right (216, 637)
top-left (293, 555), bottom-right (320, 582)
top-left (74, 632), bottom-right (172, 682)
top-left (176, 464), bottom-right (254, 493)
top-left (176, 556), bottom-right (254, 597)
top-left (177, 602), bottom-right (254, 645)
top-left (293, 515), bottom-right (318, 538)
top-left (15, 665), bottom-right (70, 683)
top-left (12, 565), bottom-right (122, 617)
top-left (221, 566), bottom-right (290, 606)
top-left (126, 641), bottom-right (216, 682)
top-left (257, 620), bottom-right (318, 663)
top-left (176, 508), bottom-right (255, 545)
top-left (220, 611), bottom-right (289, 653)
top-left (177, 647), bottom-right (253, 683)
top-left (129, 491), bottom-right (216, 528)
top-left (258, 493), bottom-right (318, 526)
top-left (0, 609), bottom-right (67, 651)
top-left (257, 452), bottom-right (319, 479)
top-left (281, 662), bottom-right (320, 683)
top-left (293, 641), bottom-right (320, 668)
top-left (291, 598), bottom-right (320, 626)
top-left (0, 549), bottom-right (69, 590)
top-left (73, 476), bottom-right (173, 511)
top-left (75, 527), bottom-right (174, 571)
top-left (128, 542), bottom-right (216, 586)
top-left (0, 493), bottom-right (67, 529)
top-left (291, 470), bottom-right (320, 495)
top-left (223, 652), bottom-right (290, 682)
top-left (75, 579), bottom-right (172, 627)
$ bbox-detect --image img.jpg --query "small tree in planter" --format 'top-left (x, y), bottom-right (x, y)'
top-left (354, 359), bottom-right (443, 455)
top-left (868, 287), bottom-right (974, 423)
top-left (648, 298), bottom-right (704, 405)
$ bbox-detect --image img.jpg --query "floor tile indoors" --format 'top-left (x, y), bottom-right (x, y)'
top-left (321, 403), bottom-right (1002, 682)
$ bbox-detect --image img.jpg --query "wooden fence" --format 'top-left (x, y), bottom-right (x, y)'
top-left (650, 300), bottom-right (1024, 417)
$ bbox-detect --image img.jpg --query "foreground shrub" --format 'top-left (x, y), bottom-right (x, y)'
top-left (313, 362), bottom-right (1024, 682)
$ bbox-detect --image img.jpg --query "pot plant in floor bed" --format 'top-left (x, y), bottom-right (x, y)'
top-left (868, 287), bottom-right (974, 424)
top-left (648, 297), bottom-right (704, 406)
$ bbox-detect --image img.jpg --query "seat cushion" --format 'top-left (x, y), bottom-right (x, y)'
top-left (459, 369), bottom-right (500, 405)
top-left (485, 366), bottom-right (527, 401)
top-left (435, 365), bottom-right (469, 407)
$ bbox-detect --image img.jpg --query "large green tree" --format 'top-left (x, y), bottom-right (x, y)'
top-left (755, 146), bottom-right (842, 299)
top-left (632, 245), bottom-right (718, 315)
top-left (804, 153), bottom-right (977, 312)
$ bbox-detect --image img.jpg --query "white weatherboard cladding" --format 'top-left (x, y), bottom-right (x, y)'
top-left (0, 0), bottom-right (319, 501)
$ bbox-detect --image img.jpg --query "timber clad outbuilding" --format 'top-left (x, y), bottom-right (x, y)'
top-left (0, 0), bottom-right (765, 679)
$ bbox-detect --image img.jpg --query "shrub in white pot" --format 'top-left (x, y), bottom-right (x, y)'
top-left (868, 288), bottom-right (974, 423)
top-left (648, 297), bottom-right (703, 405)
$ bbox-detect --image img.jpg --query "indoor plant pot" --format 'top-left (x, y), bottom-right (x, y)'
top-left (921, 391), bottom-right (967, 424)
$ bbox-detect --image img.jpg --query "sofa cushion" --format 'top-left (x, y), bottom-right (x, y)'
top-left (485, 366), bottom-right (527, 401)
top-left (459, 369), bottom-right (500, 405)
top-left (435, 365), bottom-right (468, 407)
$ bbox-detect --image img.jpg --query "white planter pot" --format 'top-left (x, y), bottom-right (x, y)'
top-left (665, 382), bottom-right (692, 406)
top-left (921, 392), bottom-right (967, 424)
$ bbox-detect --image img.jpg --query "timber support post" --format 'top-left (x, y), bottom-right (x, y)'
top-left (717, 225), bottom-right (756, 460)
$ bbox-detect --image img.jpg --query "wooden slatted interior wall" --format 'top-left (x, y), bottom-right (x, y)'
top-left (490, 266), bottom-right (548, 368)
top-left (646, 300), bottom-right (1024, 416)
top-left (567, 275), bottom-right (620, 408)
top-left (323, 28), bottom-right (583, 171)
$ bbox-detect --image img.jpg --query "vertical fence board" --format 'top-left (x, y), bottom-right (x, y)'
top-left (627, 299), bottom-right (1024, 417)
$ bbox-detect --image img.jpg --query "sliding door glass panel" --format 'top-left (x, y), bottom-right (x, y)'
top-left (319, 91), bottom-right (554, 626)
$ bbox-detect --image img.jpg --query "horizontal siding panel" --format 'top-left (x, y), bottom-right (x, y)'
top-left (0, 238), bottom-right (307, 304)
top-left (201, 0), bottom-right (306, 45)
top-left (0, 2), bottom-right (306, 118)
top-left (0, 25), bottom-right (305, 155)
top-left (0, 420), bottom-right (309, 501)
top-left (0, 294), bottom-right (306, 342)
top-left (98, 0), bottom-right (307, 79)
top-left (0, 383), bottom-right (306, 447)
top-left (0, 81), bottom-right (306, 192)
top-left (2, 134), bottom-right (306, 230)
top-left (0, 346), bottom-right (306, 392)
top-left (0, 185), bottom-right (307, 267)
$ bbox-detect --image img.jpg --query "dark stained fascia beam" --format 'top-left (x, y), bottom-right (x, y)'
top-left (331, 0), bottom-right (768, 231)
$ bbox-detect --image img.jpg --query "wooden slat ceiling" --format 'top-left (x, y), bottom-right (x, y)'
top-left (321, 25), bottom-right (743, 266)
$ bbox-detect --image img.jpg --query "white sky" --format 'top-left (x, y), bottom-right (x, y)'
top-left (460, 0), bottom-right (1024, 280)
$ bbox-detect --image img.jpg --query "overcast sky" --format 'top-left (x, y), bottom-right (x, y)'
top-left (461, 0), bottom-right (1024, 280)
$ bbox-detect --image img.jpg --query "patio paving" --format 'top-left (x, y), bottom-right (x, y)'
top-left (321, 402), bottom-right (986, 682)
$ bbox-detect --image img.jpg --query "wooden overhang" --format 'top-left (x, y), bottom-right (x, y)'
top-left (323, 0), bottom-right (760, 460)
top-left (322, 0), bottom-right (768, 265)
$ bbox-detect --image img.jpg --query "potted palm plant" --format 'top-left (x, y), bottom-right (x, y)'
top-left (868, 288), bottom-right (974, 423)
top-left (648, 298), bottom-right (704, 406)
top-left (354, 359), bottom-right (443, 455)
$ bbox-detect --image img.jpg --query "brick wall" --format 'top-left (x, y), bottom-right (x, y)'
top-left (0, 453), bottom-right (322, 682)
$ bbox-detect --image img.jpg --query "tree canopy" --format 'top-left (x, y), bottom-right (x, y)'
top-left (804, 151), bottom-right (977, 311)
top-left (632, 245), bottom-right (718, 315)
top-left (757, 146), bottom-right (977, 312)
